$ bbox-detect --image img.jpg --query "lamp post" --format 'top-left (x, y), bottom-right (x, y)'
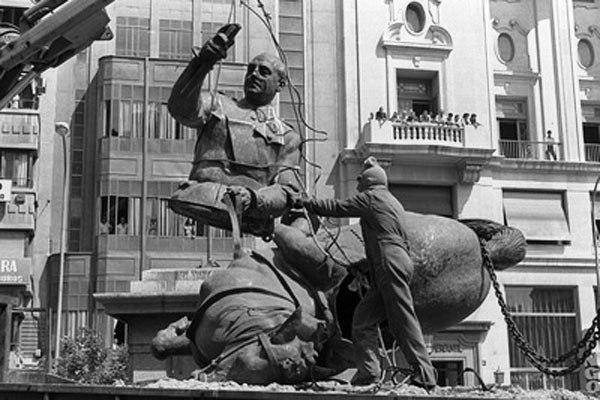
top-left (54, 122), bottom-right (70, 360)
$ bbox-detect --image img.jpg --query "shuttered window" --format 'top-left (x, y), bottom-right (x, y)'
top-left (503, 191), bottom-right (570, 242)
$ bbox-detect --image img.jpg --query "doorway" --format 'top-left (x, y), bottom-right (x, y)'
top-left (396, 70), bottom-right (439, 116)
top-left (433, 360), bottom-right (464, 386)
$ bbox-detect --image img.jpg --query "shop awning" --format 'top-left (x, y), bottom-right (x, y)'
top-left (503, 191), bottom-right (570, 242)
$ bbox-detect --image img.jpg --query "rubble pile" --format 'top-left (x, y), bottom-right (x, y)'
top-left (145, 379), bottom-right (597, 399)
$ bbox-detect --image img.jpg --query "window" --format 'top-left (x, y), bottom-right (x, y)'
top-left (148, 102), bottom-right (195, 140)
top-left (279, 0), bottom-right (304, 130)
top-left (115, 17), bottom-right (150, 57)
top-left (506, 286), bottom-right (579, 390)
top-left (389, 184), bottom-right (453, 217)
top-left (503, 190), bottom-right (570, 242)
top-left (498, 33), bottom-right (515, 63)
top-left (145, 197), bottom-right (230, 238)
top-left (584, 123), bottom-right (600, 162)
top-left (497, 99), bottom-right (530, 158)
top-left (159, 20), bottom-right (192, 60)
top-left (100, 196), bottom-right (140, 236)
top-left (0, 7), bottom-right (25, 26)
top-left (103, 85), bottom-right (144, 138)
top-left (405, 2), bottom-right (425, 33)
top-left (0, 150), bottom-right (32, 188)
top-left (578, 39), bottom-right (594, 69)
top-left (396, 73), bottom-right (438, 116)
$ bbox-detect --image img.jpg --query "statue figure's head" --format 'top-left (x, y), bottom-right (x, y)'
top-left (357, 156), bottom-right (388, 192)
top-left (244, 53), bottom-right (287, 107)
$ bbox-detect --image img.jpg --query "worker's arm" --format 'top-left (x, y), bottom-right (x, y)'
top-left (168, 23), bottom-right (240, 128)
top-left (304, 192), bottom-right (370, 218)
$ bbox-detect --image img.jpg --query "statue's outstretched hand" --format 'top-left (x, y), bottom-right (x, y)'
top-left (196, 23), bottom-right (241, 60)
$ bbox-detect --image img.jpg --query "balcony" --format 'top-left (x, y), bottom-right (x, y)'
top-left (585, 144), bottom-right (600, 162)
top-left (0, 192), bottom-right (35, 231)
top-left (353, 120), bottom-right (493, 183)
top-left (363, 120), bottom-right (465, 147)
top-left (0, 109), bottom-right (40, 152)
top-left (498, 140), bottom-right (563, 161)
top-left (99, 137), bottom-right (196, 156)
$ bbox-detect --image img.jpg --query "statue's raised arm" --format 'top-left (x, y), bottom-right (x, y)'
top-left (168, 23), bottom-right (303, 239)
top-left (168, 23), bottom-right (241, 128)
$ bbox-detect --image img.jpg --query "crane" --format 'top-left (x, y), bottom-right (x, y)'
top-left (0, 0), bottom-right (115, 109)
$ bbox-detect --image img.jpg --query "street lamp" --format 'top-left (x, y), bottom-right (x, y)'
top-left (54, 121), bottom-right (70, 360)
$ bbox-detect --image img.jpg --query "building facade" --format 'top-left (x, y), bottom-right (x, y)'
top-left (3, 0), bottom-right (600, 391)
top-left (335, 0), bottom-right (600, 391)
top-left (0, 0), bottom-right (63, 370)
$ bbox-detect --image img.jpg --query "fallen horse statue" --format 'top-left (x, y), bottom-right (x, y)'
top-left (151, 214), bottom-right (525, 385)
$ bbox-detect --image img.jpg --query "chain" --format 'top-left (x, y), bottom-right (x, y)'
top-left (482, 238), bottom-right (600, 376)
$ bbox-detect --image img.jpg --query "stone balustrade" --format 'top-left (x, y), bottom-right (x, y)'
top-left (363, 120), bottom-right (465, 147)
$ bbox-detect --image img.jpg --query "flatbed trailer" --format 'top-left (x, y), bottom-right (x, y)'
top-left (0, 383), bottom-right (511, 400)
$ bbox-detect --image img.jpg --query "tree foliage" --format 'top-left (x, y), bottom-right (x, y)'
top-left (54, 327), bottom-right (130, 385)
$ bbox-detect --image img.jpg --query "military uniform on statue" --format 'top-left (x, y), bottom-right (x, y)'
top-left (167, 23), bottom-right (302, 238)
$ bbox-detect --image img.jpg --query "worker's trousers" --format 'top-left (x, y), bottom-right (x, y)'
top-left (351, 241), bottom-right (436, 387)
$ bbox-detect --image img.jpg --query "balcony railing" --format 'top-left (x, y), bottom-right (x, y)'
top-left (585, 143), bottom-right (600, 162)
top-left (0, 177), bottom-right (33, 189)
top-left (99, 137), bottom-right (196, 155)
top-left (498, 140), bottom-right (563, 161)
top-left (0, 192), bottom-right (35, 231)
top-left (97, 234), bottom-right (253, 254)
top-left (363, 120), bottom-right (465, 147)
top-left (0, 109), bottom-right (40, 152)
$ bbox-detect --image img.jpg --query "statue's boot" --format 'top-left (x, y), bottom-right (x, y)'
top-left (169, 181), bottom-right (274, 238)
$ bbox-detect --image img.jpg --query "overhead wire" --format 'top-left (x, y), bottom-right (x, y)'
top-left (240, 0), bottom-right (327, 188)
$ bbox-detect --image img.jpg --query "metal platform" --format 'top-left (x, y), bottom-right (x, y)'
top-left (0, 383), bottom-right (511, 400)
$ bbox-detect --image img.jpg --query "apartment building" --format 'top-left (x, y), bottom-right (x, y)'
top-left (4, 0), bottom-right (600, 390)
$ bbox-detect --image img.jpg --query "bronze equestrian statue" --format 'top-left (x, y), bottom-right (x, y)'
top-left (157, 23), bottom-right (527, 385)
top-left (152, 216), bottom-right (525, 384)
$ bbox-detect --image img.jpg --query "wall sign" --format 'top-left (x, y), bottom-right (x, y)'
top-left (0, 259), bottom-right (27, 284)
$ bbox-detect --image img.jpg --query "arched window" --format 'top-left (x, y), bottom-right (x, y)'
top-left (405, 2), bottom-right (425, 34)
top-left (498, 33), bottom-right (515, 63)
top-left (578, 39), bottom-right (594, 68)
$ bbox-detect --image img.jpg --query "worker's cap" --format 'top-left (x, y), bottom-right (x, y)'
top-left (357, 156), bottom-right (388, 187)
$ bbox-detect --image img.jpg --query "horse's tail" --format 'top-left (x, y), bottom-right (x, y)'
top-left (460, 219), bottom-right (526, 271)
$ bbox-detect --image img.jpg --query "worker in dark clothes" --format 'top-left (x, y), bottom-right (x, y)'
top-left (296, 156), bottom-right (437, 389)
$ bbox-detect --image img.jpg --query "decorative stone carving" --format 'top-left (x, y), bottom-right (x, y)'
top-left (458, 160), bottom-right (485, 184)
top-left (491, 17), bottom-right (532, 72)
top-left (381, 21), bottom-right (453, 57)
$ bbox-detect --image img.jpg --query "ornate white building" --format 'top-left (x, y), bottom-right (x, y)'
top-left (331, 0), bottom-right (600, 390)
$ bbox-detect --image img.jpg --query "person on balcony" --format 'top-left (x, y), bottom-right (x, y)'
top-left (99, 217), bottom-right (111, 235)
top-left (375, 106), bottom-right (387, 122)
top-left (469, 113), bottom-right (481, 128)
top-left (453, 114), bottom-right (462, 127)
top-left (445, 113), bottom-right (454, 125)
top-left (116, 217), bottom-right (128, 235)
top-left (434, 111), bottom-right (445, 124)
top-left (462, 113), bottom-right (470, 126)
top-left (545, 130), bottom-right (558, 161)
